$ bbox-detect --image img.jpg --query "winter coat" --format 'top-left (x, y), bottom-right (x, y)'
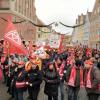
top-left (85, 67), bottom-right (100, 94)
top-left (27, 66), bottom-right (42, 90)
top-left (44, 69), bottom-right (60, 96)
top-left (6, 64), bottom-right (17, 87)
top-left (13, 67), bottom-right (27, 92)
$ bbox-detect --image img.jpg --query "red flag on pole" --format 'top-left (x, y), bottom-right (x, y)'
top-left (4, 20), bottom-right (28, 55)
top-left (58, 34), bottom-right (64, 53)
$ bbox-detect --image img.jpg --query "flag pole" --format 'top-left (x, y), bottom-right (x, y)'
top-left (6, 42), bottom-right (10, 77)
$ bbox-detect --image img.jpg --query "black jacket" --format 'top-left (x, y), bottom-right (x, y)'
top-left (44, 69), bottom-right (60, 96)
top-left (13, 67), bottom-right (27, 91)
top-left (27, 67), bottom-right (42, 90)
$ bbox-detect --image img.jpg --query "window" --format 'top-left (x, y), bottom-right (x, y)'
top-left (38, 34), bottom-right (41, 38)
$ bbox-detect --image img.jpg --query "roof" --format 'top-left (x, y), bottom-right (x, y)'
top-left (87, 12), bottom-right (92, 21)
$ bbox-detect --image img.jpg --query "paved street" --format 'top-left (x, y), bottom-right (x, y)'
top-left (0, 80), bottom-right (46, 100)
top-left (0, 81), bottom-right (10, 100)
top-left (0, 80), bottom-right (67, 100)
top-left (0, 80), bottom-right (100, 100)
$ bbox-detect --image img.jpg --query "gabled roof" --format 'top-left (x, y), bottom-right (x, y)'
top-left (87, 12), bottom-right (92, 21)
top-left (77, 14), bottom-right (86, 24)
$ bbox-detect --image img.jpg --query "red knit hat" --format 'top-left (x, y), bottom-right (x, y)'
top-left (30, 53), bottom-right (36, 59)
top-left (18, 61), bottom-right (24, 65)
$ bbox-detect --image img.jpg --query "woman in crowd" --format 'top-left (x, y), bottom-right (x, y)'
top-left (55, 55), bottom-right (67, 100)
top-left (44, 62), bottom-right (60, 100)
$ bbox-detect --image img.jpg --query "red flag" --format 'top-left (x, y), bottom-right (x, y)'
top-left (58, 34), bottom-right (64, 53)
top-left (4, 20), bottom-right (28, 55)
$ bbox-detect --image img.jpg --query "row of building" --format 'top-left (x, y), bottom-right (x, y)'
top-left (72, 0), bottom-right (100, 49)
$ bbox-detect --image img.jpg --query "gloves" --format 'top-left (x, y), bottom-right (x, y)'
top-left (26, 82), bottom-right (32, 87)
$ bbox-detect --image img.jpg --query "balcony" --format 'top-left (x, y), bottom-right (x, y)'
top-left (0, 0), bottom-right (10, 10)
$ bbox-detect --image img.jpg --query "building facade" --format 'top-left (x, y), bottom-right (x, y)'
top-left (90, 0), bottom-right (100, 49)
top-left (0, 0), bottom-right (37, 42)
top-left (36, 18), bottom-right (52, 45)
top-left (73, 14), bottom-right (85, 45)
top-left (83, 12), bottom-right (91, 47)
top-left (72, 0), bottom-right (100, 49)
top-left (62, 35), bottom-right (72, 48)
top-left (71, 24), bottom-right (79, 44)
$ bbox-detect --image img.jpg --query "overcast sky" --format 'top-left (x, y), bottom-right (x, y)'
top-left (35, 0), bottom-right (96, 34)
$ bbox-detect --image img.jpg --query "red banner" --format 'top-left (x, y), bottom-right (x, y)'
top-left (4, 20), bottom-right (28, 55)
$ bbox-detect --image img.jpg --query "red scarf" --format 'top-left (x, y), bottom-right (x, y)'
top-left (86, 68), bottom-right (92, 88)
top-left (67, 57), bottom-right (73, 65)
top-left (55, 62), bottom-right (64, 79)
top-left (1, 57), bottom-right (6, 63)
top-left (98, 84), bottom-right (100, 91)
top-left (68, 66), bottom-right (76, 86)
top-left (68, 66), bottom-right (84, 87)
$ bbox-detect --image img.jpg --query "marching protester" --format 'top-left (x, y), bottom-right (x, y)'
top-left (6, 57), bottom-right (18, 99)
top-left (25, 53), bottom-right (42, 100)
top-left (42, 50), bottom-right (52, 71)
top-left (12, 61), bottom-right (27, 100)
top-left (66, 53), bottom-right (84, 100)
top-left (55, 55), bottom-right (67, 100)
top-left (84, 56), bottom-right (100, 100)
top-left (0, 36), bottom-right (100, 100)
top-left (43, 61), bottom-right (60, 100)
top-left (2, 55), bottom-right (9, 84)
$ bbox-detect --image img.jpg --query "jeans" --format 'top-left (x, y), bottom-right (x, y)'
top-left (88, 94), bottom-right (99, 100)
top-left (14, 89), bottom-right (24, 100)
top-left (48, 95), bottom-right (58, 100)
top-left (58, 82), bottom-right (64, 100)
top-left (68, 86), bottom-right (79, 100)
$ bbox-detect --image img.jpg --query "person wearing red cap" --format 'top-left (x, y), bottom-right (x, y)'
top-left (18, 61), bottom-right (25, 66)
top-left (25, 53), bottom-right (37, 72)
top-left (12, 60), bottom-right (27, 100)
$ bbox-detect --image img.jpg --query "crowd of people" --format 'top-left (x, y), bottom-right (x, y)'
top-left (0, 43), bottom-right (100, 100)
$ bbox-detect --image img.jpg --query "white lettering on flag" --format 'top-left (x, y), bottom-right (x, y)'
top-left (5, 30), bottom-right (21, 46)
